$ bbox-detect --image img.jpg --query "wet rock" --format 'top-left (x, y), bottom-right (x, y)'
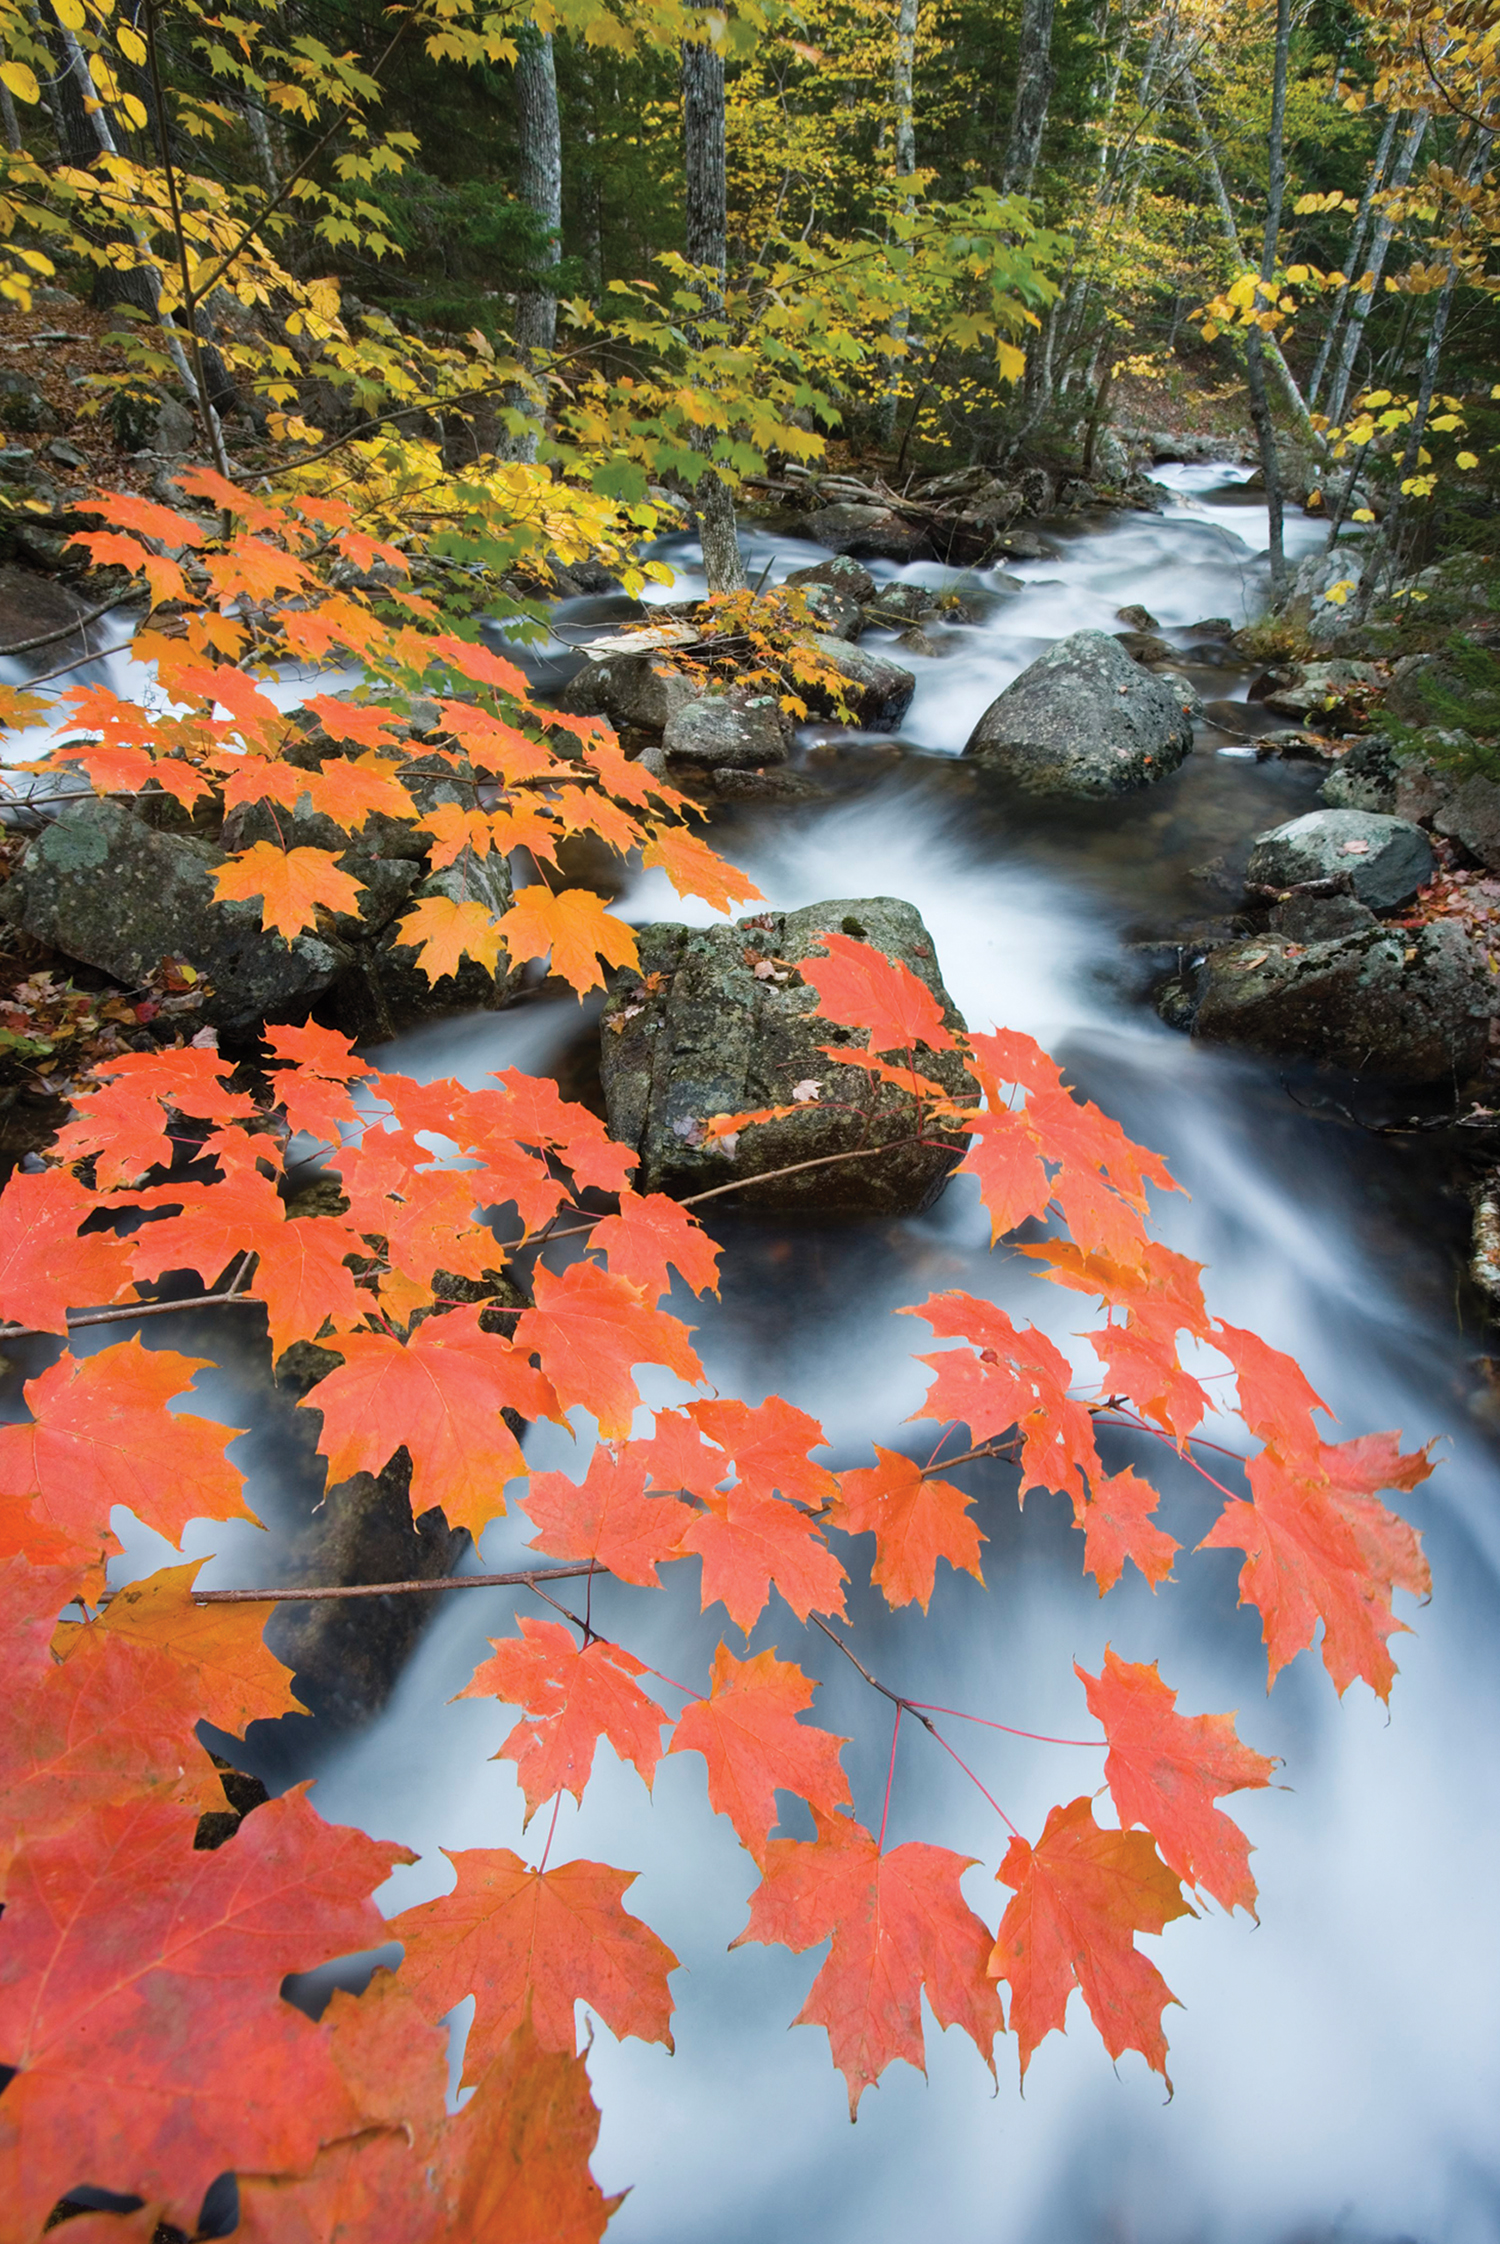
top-left (897, 626), bottom-right (947, 659)
top-left (1091, 429), bottom-right (1132, 485)
top-left (557, 648), bottom-right (705, 733)
top-left (1116, 604), bottom-right (1159, 631)
top-left (1473, 1173), bottom-right (1500, 1316)
top-left (0, 373), bottom-right (59, 436)
top-left (784, 554), bottom-right (877, 604)
top-left (1116, 630), bottom-right (1175, 665)
top-left (1058, 478), bottom-right (1098, 511)
top-left (803, 504), bottom-right (934, 563)
top-left (341, 842), bottom-right (521, 1039)
top-left (1268, 894), bottom-right (1378, 942)
top-left (986, 527), bottom-right (1059, 562)
top-left (1171, 920), bottom-right (1490, 1085)
top-left (1247, 809), bottom-right (1433, 911)
top-left (1142, 431), bottom-right (1246, 465)
top-left (861, 582), bottom-right (934, 628)
top-left (598, 898), bottom-right (971, 1215)
top-left (1, 798), bottom-right (348, 1033)
top-left (800, 635), bottom-right (916, 729)
top-left (0, 565), bottom-right (105, 660)
top-left (1434, 774), bottom-right (1500, 872)
top-left (1320, 735), bottom-right (1398, 813)
top-left (963, 628), bottom-right (1195, 796)
top-left (711, 768), bottom-right (827, 803)
top-left (1188, 616), bottom-right (1233, 638)
top-left (661, 694), bottom-right (787, 770)
top-left (1261, 660), bottom-right (1382, 720)
top-left (797, 581), bottom-right (864, 639)
top-left (1148, 667), bottom-right (1205, 720)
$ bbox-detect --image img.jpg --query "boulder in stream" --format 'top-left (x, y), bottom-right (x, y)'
top-left (1434, 775), bottom-right (1500, 873)
top-left (662, 693), bottom-right (787, 770)
top-left (1, 798), bottom-right (349, 1032)
top-left (1247, 809), bottom-right (1433, 911)
top-left (802, 504), bottom-right (934, 564)
top-left (799, 635), bottom-right (917, 729)
top-left (557, 647), bottom-right (705, 733)
top-left (962, 627), bottom-right (1195, 795)
top-left (784, 554), bottom-right (877, 604)
top-left (1166, 919), bottom-right (1491, 1086)
top-left (598, 898), bottom-right (972, 1215)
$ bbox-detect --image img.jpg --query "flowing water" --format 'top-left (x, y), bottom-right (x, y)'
top-left (65, 470), bottom-right (1500, 2239)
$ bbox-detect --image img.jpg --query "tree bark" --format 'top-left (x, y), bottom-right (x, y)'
top-left (514, 26), bottom-right (562, 362)
top-left (681, 9), bottom-right (747, 594)
top-left (1324, 112), bottom-right (1428, 428)
top-left (1307, 107), bottom-right (1398, 411)
top-left (1000, 0), bottom-right (1056, 196)
top-left (1253, 0), bottom-right (1294, 598)
top-left (873, 0), bottom-right (920, 449)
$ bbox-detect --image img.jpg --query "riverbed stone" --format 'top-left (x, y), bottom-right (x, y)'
top-left (557, 648), bottom-right (705, 733)
top-left (1261, 660), bottom-right (1383, 720)
top-left (1170, 919), bottom-right (1491, 1085)
top-left (661, 694), bottom-right (787, 769)
top-left (598, 898), bottom-right (971, 1215)
top-left (1433, 774), bottom-right (1500, 872)
top-left (784, 554), bottom-right (877, 604)
top-left (1247, 808), bottom-right (1433, 910)
top-left (803, 503), bottom-right (934, 563)
top-left (1319, 735), bottom-right (1399, 812)
top-left (1, 797), bottom-right (348, 1032)
top-left (799, 635), bottom-right (917, 728)
top-left (796, 581), bottom-right (864, 639)
top-left (962, 627), bottom-right (1195, 795)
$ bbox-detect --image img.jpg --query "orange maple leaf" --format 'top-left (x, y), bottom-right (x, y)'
top-left (86, 1559), bottom-right (302, 1735)
top-left (392, 895), bottom-right (505, 983)
top-left (678, 1485), bottom-right (848, 1634)
top-left (522, 1444), bottom-right (694, 1587)
top-left (1072, 1466), bottom-right (1179, 1594)
top-left (211, 843), bottom-right (366, 941)
top-left (461, 1616), bottom-right (666, 1817)
top-left (832, 1443), bottom-right (985, 1611)
top-left (989, 1795), bottom-right (1193, 2083)
top-left (496, 885), bottom-right (640, 995)
top-left (388, 1847), bottom-right (678, 2071)
top-left (667, 1642), bottom-right (851, 1861)
top-left (587, 1188), bottom-right (721, 1301)
top-left (733, 1807), bottom-right (1001, 2114)
top-left (1078, 1649), bottom-right (1276, 1916)
top-left (0, 1167), bottom-right (135, 1334)
top-left (515, 1261), bottom-right (703, 1438)
top-left (641, 824), bottom-right (763, 912)
top-left (909, 1293), bottom-right (1101, 1507)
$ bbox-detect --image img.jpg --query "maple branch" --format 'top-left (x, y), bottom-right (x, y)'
top-left (191, 1561), bottom-right (607, 1605)
top-left (0, 1285), bottom-right (264, 1342)
top-left (808, 1614), bottom-right (935, 1733)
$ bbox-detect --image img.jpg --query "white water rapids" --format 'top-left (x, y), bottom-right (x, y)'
top-left (59, 468), bottom-right (1500, 2242)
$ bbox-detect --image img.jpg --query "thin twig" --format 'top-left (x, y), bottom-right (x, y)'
top-left (191, 1561), bottom-right (605, 1605)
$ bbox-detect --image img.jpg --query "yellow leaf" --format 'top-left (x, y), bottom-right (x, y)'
top-left (1456, 451), bottom-right (1480, 470)
top-left (1323, 580), bottom-right (1357, 606)
top-left (210, 843), bottom-right (366, 942)
top-left (0, 59), bottom-right (39, 103)
top-left (116, 23), bottom-right (145, 63)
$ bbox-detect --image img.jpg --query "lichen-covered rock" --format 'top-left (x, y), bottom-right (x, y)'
top-left (1434, 774), bottom-right (1500, 872)
top-left (803, 504), bottom-right (934, 564)
top-left (598, 898), bottom-right (971, 1214)
top-left (1166, 919), bottom-right (1490, 1084)
top-left (785, 554), bottom-right (877, 604)
top-left (962, 628), bottom-right (1195, 795)
top-left (1247, 808), bottom-right (1433, 911)
top-left (557, 648), bottom-right (705, 733)
top-left (799, 635), bottom-right (917, 729)
top-left (338, 842), bottom-right (521, 1039)
top-left (796, 581), bottom-right (864, 639)
top-left (661, 694), bottom-right (787, 769)
top-left (1260, 660), bottom-right (1382, 720)
top-left (2, 798), bottom-right (348, 1032)
top-left (1319, 735), bottom-right (1399, 813)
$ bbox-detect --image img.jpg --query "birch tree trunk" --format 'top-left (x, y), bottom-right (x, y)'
top-left (1000, 0), bottom-right (1056, 195)
top-left (1324, 112), bottom-right (1428, 428)
top-left (682, 9), bottom-right (747, 594)
top-left (1307, 107), bottom-right (1398, 410)
top-left (875, 0), bottom-right (919, 448)
top-left (514, 27), bottom-right (562, 362)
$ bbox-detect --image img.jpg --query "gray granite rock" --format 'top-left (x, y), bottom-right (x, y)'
top-left (3, 798), bottom-right (348, 1032)
top-left (784, 554), bottom-right (877, 604)
top-left (803, 504), bottom-right (934, 563)
top-left (1261, 660), bottom-right (1382, 720)
top-left (799, 635), bottom-right (917, 728)
top-left (1433, 774), bottom-right (1500, 872)
top-left (662, 694), bottom-right (787, 769)
top-left (1170, 919), bottom-right (1490, 1085)
top-left (962, 628), bottom-right (1195, 795)
top-left (557, 648), bottom-right (705, 733)
top-left (1247, 808), bottom-right (1433, 910)
top-left (598, 898), bottom-right (971, 1214)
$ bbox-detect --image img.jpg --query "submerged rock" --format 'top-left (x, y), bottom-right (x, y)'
top-left (1, 798), bottom-right (347, 1032)
top-left (962, 628), bottom-right (1195, 796)
top-left (1167, 920), bottom-right (1490, 1085)
top-left (598, 898), bottom-right (972, 1215)
top-left (1247, 809), bottom-right (1433, 911)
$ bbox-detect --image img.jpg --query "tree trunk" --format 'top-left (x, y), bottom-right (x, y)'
top-left (874, 0), bottom-right (920, 449)
top-left (1000, 0), bottom-right (1056, 195)
top-left (1307, 107), bottom-right (1398, 411)
top-left (514, 26), bottom-right (562, 361)
top-left (1324, 112), bottom-right (1428, 428)
top-left (1254, 0), bottom-right (1293, 598)
top-left (681, 10), bottom-right (747, 594)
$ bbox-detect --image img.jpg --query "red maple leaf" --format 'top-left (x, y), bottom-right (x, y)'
top-left (515, 1261), bottom-right (703, 1438)
top-left (1072, 1466), bottom-right (1178, 1594)
top-left (304, 1310), bottom-right (556, 1538)
top-left (989, 1795), bottom-right (1193, 2083)
top-left (686, 1394), bottom-right (838, 1510)
top-left (460, 1616), bottom-right (666, 1816)
top-left (0, 1167), bottom-right (135, 1334)
top-left (832, 1444), bottom-right (985, 1611)
top-left (679, 1485), bottom-right (848, 1634)
top-left (667, 1643), bottom-right (851, 1861)
top-left (1078, 1649), bottom-right (1276, 1914)
top-left (588, 1189), bottom-right (721, 1301)
top-left (389, 1847), bottom-right (678, 2071)
top-left (800, 930), bottom-right (957, 1054)
top-left (0, 1787), bottom-right (409, 2238)
top-left (522, 1444), bottom-right (693, 1587)
top-left (908, 1293), bottom-right (1100, 1506)
top-left (733, 1808), bottom-right (1000, 2114)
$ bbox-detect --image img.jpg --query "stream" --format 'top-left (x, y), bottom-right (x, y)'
top-left (89, 469), bottom-right (1500, 2240)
